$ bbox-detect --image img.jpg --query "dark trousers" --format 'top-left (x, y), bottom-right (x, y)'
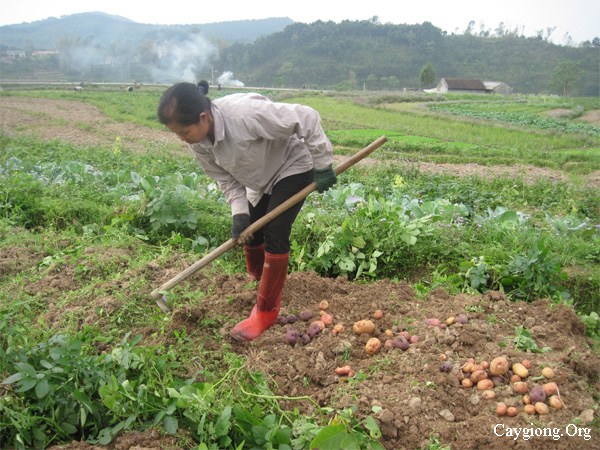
top-left (247, 169), bottom-right (313, 254)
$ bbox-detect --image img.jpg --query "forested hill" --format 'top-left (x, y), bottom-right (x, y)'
top-left (1, 14), bottom-right (598, 96)
top-left (220, 20), bottom-right (599, 96)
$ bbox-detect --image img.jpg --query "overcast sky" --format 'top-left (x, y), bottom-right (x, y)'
top-left (2, 0), bottom-right (598, 45)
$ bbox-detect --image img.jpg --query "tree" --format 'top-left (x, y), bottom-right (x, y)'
top-left (548, 60), bottom-right (583, 96)
top-left (419, 62), bottom-right (437, 88)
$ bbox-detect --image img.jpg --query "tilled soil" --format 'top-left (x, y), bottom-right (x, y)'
top-left (1, 96), bottom-right (599, 449)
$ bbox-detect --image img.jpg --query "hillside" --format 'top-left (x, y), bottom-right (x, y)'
top-left (0, 12), bottom-right (293, 48)
top-left (1, 15), bottom-right (598, 95)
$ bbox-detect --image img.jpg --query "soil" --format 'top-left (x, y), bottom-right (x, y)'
top-left (1, 97), bottom-right (599, 450)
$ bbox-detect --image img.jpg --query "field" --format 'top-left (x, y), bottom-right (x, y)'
top-left (1, 85), bottom-right (599, 450)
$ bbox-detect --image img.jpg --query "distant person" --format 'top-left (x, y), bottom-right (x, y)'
top-left (156, 80), bottom-right (337, 341)
top-left (217, 83), bottom-right (222, 91)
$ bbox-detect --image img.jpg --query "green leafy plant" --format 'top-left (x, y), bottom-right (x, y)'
top-left (513, 326), bottom-right (552, 353)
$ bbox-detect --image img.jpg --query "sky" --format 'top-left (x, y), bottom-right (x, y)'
top-left (1, 0), bottom-right (598, 45)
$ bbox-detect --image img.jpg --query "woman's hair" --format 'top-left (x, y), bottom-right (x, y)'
top-left (157, 80), bottom-right (211, 126)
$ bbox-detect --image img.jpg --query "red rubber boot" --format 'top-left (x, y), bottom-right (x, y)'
top-left (244, 243), bottom-right (265, 281)
top-left (231, 252), bottom-right (288, 341)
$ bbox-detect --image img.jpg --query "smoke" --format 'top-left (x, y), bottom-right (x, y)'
top-left (152, 34), bottom-right (217, 84)
top-left (217, 71), bottom-right (245, 87)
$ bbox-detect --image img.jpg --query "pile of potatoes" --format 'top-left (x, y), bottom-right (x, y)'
top-left (445, 355), bottom-right (563, 416)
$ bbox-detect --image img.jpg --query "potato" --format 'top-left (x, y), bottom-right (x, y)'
top-left (455, 314), bottom-right (468, 324)
top-left (333, 324), bottom-right (345, 334)
top-left (481, 361), bottom-right (490, 370)
top-left (299, 310), bottom-right (313, 321)
top-left (477, 379), bottom-right (494, 390)
top-left (285, 329), bottom-right (299, 345)
top-left (496, 403), bottom-right (507, 416)
top-left (384, 329), bottom-right (394, 338)
top-left (529, 386), bottom-right (546, 404)
top-left (507, 406), bottom-right (518, 417)
top-left (446, 316), bottom-right (455, 325)
top-left (410, 335), bottom-right (419, 344)
top-left (315, 320), bottom-right (326, 330)
top-left (307, 322), bottom-right (322, 338)
top-left (398, 331), bottom-right (411, 340)
top-left (286, 314), bottom-right (297, 324)
top-left (440, 361), bottom-right (453, 373)
top-left (510, 375), bottom-right (522, 383)
top-left (534, 402), bottom-right (550, 415)
top-left (392, 337), bottom-right (410, 351)
top-left (438, 353), bottom-right (448, 361)
top-left (461, 378), bottom-right (474, 388)
top-left (365, 337), bottom-right (382, 355)
top-left (512, 381), bottom-right (528, 395)
top-left (424, 318), bottom-right (441, 327)
top-left (301, 333), bottom-right (311, 345)
top-left (321, 313), bottom-right (333, 326)
top-left (462, 362), bottom-right (474, 374)
top-left (470, 370), bottom-right (488, 383)
top-left (524, 404), bottom-right (536, 415)
top-left (373, 309), bottom-right (383, 319)
top-left (353, 319), bottom-right (375, 335)
top-left (490, 357), bottom-right (509, 376)
top-left (319, 300), bottom-right (329, 310)
top-left (384, 339), bottom-right (394, 348)
top-left (521, 359), bottom-right (532, 369)
top-left (522, 395), bottom-right (532, 405)
top-left (481, 389), bottom-right (496, 400)
top-left (542, 367), bottom-right (555, 379)
top-left (549, 395), bottom-right (564, 410)
top-left (542, 382), bottom-right (558, 396)
top-left (512, 363), bottom-right (529, 379)
top-left (335, 365), bottom-right (352, 376)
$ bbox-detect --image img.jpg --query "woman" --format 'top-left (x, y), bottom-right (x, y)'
top-left (157, 80), bottom-right (337, 341)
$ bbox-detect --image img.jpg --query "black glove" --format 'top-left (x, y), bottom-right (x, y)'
top-left (314, 165), bottom-right (337, 193)
top-left (231, 214), bottom-right (252, 244)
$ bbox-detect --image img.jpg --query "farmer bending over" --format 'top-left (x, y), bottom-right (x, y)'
top-left (157, 80), bottom-right (337, 341)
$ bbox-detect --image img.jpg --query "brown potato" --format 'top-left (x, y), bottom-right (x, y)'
top-left (496, 403), bottom-right (507, 416)
top-left (542, 367), bottom-right (555, 379)
top-left (470, 370), bottom-right (488, 383)
top-left (373, 309), bottom-right (383, 319)
top-left (365, 337), bottom-right (382, 355)
top-left (461, 378), bottom-right (474, 388)
top-left (512, 363), bottom-right (529, 379)
top-left (521, 359), bottom-right (532, 369)
top-left (507, 406), bottom-right (518, 417)
top-left (523, 395), bottom-right (532, 405)
top-left (542, 382), bottom-right (558, 396)
top-left (490, 357), bottom-right (509, 376)
top-left (512, 381), bottom-right (528, 395)
top-left (353, 319), bottom-right (375, 335)
top-left (335, 365), bottom-right (351, 375)
top-left (510, 374), bottom-right (522, 383)
top-left (524, 404), bottom-right (536, 415)
top-left (333, 324), bottom-right (345, 334)
top-left (534, 402), bottom-right (550, 415)
top-left (481, 389), bottom-right (496, 399)
top-left (321, 313), bottom-right (333, 326)
top-left (549, 395), bottom-right (564, 410)
top-left (319, 300), bottom-right (329, 310)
